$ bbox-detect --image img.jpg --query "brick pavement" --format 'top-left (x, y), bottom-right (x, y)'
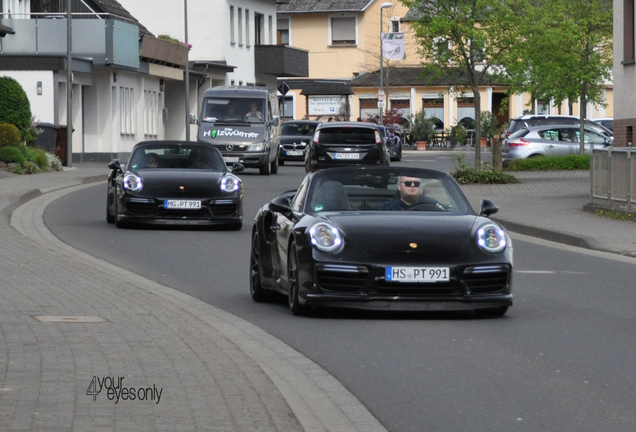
top-left (0, 166), bottom-right (387, 432)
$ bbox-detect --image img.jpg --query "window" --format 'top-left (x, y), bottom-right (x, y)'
top-left (390, 99), bottom-right (410, 117)
top-left (255, 13), bottom-right (264, 45)
top-left (245, 9), bottom-right (250, 47)
top-left (238, 8), bottom-right (243, 45)
top-left (230, 6), bottom-right (235, 44)
top-left (277, 18), bottom-right (289, 45)
top-left (359, 98), bottom-right (378, 120)
top-left (120, 87), bottom-right (136, 136)
top-left (331, 17), bottom-right (356, 45)
top-left (422, 97), bottom-right (445, 128)
top-left (624, 0), bottom-right (635, 64)
top-left (144, 90), bottom-right (159, 137)
top-left (389, 17), bottom-right (400, 33)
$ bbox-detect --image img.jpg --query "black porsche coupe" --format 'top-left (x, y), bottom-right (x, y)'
top-left (107, 140), bottom-right (244, 229)
top-left (250, 166), bottom-right (513, 316)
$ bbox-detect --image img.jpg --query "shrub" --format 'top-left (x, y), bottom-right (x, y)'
top-left (450, 152), bottom-right (520, 184)
top-left (47, 153), bottom-right (63, 171)
top-left (22, 160), bottom-right (40, 174)
top-left (507, 155), bottom-right (590, 171)
top-left (33, 148), bottom-right (49, 170)
top-left (0, 76), bottom-right (33, 142)
top-left (0, 122), bottom-right (22, 148)
top-left (0, 145), bottom-right (26, 164)
top-left (12, 164), bottom-right (23, 174)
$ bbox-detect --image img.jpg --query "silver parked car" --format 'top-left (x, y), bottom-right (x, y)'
top-left (502, 125), bottom-right (613, 165)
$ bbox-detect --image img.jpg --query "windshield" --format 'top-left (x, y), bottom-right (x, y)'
top-left (281, 122), bottom-right (318, 136)
top-left (201, 98), bottom-right (265, 124)
top-left (128, 145), bottom-right (226, 171)
top-left (304, 168), bottom-right (471, 214)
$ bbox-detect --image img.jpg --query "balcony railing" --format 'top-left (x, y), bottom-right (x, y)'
top-left (591, 145), bottom-right (636, 212)
top-left (0, 13), bottom-right (139, 68)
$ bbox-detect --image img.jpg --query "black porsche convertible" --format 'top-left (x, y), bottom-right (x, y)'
top-left (107, 140), bottom-right (244, 229)
top-left (250, 166), bottom-right (513, 316)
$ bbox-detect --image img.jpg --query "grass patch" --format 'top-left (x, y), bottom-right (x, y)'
top-left (595, 209), bottom-right (636, 223)
top-left (506, 154), bottom-right (590, 171)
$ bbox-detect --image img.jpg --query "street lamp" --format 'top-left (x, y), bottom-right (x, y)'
top-left (379, 2), bottom-right (392, 126)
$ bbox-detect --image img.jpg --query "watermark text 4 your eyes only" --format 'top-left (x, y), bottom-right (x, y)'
top-left (86, 376), bottom-right (163, 404)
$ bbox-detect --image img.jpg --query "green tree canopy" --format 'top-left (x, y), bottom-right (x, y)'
top-left (0, 76), bottom-right (33, 142)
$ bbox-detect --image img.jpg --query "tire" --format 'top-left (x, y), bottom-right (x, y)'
top-left (114, 200), bottom-right (127, 228)
top-left (228, 221), bottom-right (243, 231)
top-left (278, 159), bottom-right (285, 166)
top-left (396, 145), bottom-right (402, 162)
top-left (249, 231), bottom-right (268, 302)
top-left (270, 156), bottom-right (279, 174)
top-left (287, 242), bottom-right (308, 315)
top-left (259, 159), bottom-right (271, 175)
top-left (474, 306), bottom-right (508, 317)
top-left (106, 187), bottom-right (115, 224)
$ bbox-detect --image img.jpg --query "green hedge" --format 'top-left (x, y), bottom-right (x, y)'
top-left (506, 155), bottom-right (590, 171)
top-left (0, 76), bottom-right (33, 142)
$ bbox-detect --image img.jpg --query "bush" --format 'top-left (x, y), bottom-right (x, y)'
top-left (0, 146), bottom-right (26, 164)
top-left (450, 152), bottom-right (520, 184)
top-left (0, 76), bottom-right (33, 142)
top-left (33, 148), bottom-right (49, 170)
top-left (506, 155), bottom-right (590, 171)
top-left (0, 122), bottom-right (22, 148)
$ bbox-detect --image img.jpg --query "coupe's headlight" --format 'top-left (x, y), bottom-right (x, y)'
top-left (477, 223), bottom-right (507, 254)
top-left (221, 175), bottom-right (241, 192)
top-left (247, 142), bottom-right (266, 152)
top-left (123, 173), bottom-right (143, 192)
top-left (309, 222), bottom-right (343, 253)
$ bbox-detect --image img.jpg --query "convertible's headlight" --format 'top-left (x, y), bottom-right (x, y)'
top-left (309, 222), bottom-right (343, 253)
top-left (220, 175), bottom-right (241, 192)
top-left (247, 142), bottom-right (266, 152)
top-left (477, 223), bottom-right (507, 254)
top-left (123, 173), bottom-right (143, 192)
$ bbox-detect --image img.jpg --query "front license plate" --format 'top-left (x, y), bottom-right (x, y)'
top-left (334, 152), bottom-right (361, 160)
top-left (223, 157), bottom-right (239, 163)
top-left (286, 150), bottom-right (303, 156)
top-left (164, 199), bottom-right (201, 210)
top-left (385, 267), bottom-right (450, 283)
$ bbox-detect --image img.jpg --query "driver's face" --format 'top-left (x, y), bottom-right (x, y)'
top-left (398, 176), bottom-right (421, 200)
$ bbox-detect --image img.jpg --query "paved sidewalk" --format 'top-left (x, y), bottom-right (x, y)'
top-left (1, 160), bottom-right (634, 431)
top-left (0, 166), bottom-right (387, 431)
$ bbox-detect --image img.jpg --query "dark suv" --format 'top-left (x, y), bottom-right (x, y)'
top-left (502, 115), bottom-right (613, 143)
top-left (305, 122), bottom-right (389, 172)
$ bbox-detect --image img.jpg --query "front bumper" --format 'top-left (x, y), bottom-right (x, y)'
top-left (220, 151), bottom-right (268, 168)
top-left (118, 196), bottom-right (242, 226)
top-left (299, 261), bottom-right (513, 311)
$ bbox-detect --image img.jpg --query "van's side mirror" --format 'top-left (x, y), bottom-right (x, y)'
top-left (270, 116), bottom-right (280, 127)
top-left (189, 113), bottom-right (198, 125)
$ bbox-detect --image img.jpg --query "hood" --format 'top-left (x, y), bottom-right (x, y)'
top-left (198, 124), bottom-right (265, 145)
top-left (320, 212), bottom-right (481, 264)
top-left (133, 169), bottom-right (227, 198)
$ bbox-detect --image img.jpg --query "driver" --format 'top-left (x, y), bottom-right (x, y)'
top-left (378, 176), bottom-right (444, 210)
top-left (244, 103), bottom-right (263, 122)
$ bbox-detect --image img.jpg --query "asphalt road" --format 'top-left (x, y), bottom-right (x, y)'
top-left (44, 152), bottom-right (636, 432)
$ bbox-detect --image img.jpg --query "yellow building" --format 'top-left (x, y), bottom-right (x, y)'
top-left (277, 0), bottom-right (613, 128)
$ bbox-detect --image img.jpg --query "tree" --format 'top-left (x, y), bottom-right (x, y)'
top-left (402, 0), bottom-right (517, 169)
top-left (502, 0), bottom-right (613, 153)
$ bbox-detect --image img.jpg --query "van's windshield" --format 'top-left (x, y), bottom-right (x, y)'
top-left (201, 98), bottom-right (265, 124)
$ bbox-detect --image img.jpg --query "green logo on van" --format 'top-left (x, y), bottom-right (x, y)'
top-left (211, 129), bottom-right (218, 138)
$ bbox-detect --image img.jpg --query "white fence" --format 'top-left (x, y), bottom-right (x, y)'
top-left (591, 145), bottom-right (636, 212)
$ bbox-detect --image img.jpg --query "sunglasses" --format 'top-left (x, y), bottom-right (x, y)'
top-left (402, 181), bottom-right (421, 187)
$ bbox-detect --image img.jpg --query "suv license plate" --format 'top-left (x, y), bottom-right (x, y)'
top-left (223, 157), bottom-right (239, 163)
top-left (334, 153), bottom-right (361, 160)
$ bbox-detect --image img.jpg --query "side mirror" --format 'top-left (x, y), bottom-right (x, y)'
top-left (189, 112), bottom-right (199, 125)
top-left (108, 160), bottom-right (122, 171)
top-left (479, 199), bottom-right (499, 217)
top-left (269, 196), bottom-right (298, 222)
top-left (232, 162), bottom-right (245, 173)
top-left (271, 116), bottom-right (280, 127)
